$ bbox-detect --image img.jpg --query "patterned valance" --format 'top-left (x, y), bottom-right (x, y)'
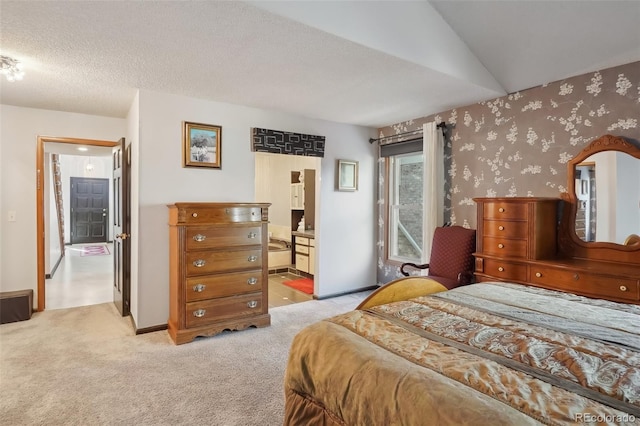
top-left (252, 128), bottom-right (325, 157)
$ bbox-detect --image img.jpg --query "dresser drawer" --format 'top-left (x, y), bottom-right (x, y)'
top-left (483, 258), bottom-right (528, 282)
top-left (296, 236), bottom-right (310, 245)
top-left (180, 206), bottom-right (264, 224)
top-left (185, 270), bottom-right (263, 302)
top-left (484, 202), bottom-right (527, 220)
top-left (186, 248), bottom-right (262, 276)
top-left (185, 292), bottom-right (264, 328)
top-left (483, 236), bottom-right (527, 257)
top-left (186, 226), bottom-right (262, 250)
top-left (529, 267), bottom-right (640, 302)
top-left (296, 253), bottom-right (309, 273)
top-left (483, 220), bottom-right (527, 239)
top-left (296, 244), bottom-right (309, 254)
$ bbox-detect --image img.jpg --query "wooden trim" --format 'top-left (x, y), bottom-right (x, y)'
top-left (559, 134), bottom-right (640, 264)
top-left (36, 138), bottom-right (44, 311)
top-left (355, 277), bottom-right (447, 310)
top-left (36, 136), bottom-right (119, 311)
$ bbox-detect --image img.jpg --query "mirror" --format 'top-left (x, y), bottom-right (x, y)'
top-left (568, 135), bottom-right (640, 246)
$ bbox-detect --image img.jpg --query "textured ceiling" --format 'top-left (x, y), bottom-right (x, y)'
top-left (1, 1), bottom-right (638, 128)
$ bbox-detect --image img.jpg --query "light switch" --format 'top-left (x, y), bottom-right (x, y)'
top-left (8, 210), bottom-right (16, 222)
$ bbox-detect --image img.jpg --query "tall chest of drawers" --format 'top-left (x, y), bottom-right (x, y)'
top-left (474, 197), bottom-right (559, 283)
top-left (168, 202), bottom-right (271, 345)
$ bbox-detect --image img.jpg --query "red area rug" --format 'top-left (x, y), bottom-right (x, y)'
top-left (282, 278), bottom-right (314, 295)
top-left (81, 245), bottom-right (110, 256)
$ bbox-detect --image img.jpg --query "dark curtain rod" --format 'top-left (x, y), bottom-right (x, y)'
top-left (369, 122), bottom-right (448, 144)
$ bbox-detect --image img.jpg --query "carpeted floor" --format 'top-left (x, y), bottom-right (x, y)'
top-left (0, 292), bottom-right (369, 425)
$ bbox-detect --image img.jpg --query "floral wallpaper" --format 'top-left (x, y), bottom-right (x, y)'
top-left (377, 61), bottom-right (640, 284)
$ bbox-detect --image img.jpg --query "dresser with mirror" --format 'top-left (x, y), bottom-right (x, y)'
top-left (474, 134), bottom-right (640, 304)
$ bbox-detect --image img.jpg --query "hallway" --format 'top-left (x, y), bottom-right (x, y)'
top-left (45, 243), bottom-right (113, 310)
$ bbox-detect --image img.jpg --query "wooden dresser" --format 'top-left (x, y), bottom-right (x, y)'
top-left (168, 202), bottom-right (271, 344)
top-left (474, 196), bottom-right (640, 304)
top-left (474, 197), bottom-right (559, 283)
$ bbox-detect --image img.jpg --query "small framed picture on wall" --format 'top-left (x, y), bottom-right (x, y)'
top-left (182, 121), bottom-right (222, 168)
top-left (337, 159), bottom-right (358, 191)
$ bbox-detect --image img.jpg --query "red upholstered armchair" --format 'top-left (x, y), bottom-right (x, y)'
top-left (400, 226), bottom-right (476, 290)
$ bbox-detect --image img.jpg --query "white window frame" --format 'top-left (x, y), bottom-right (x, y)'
top-left (387, 152), bottom-right (425, 264)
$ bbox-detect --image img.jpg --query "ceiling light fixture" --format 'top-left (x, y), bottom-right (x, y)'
top-left (0, 55), bottom-right (25, 82)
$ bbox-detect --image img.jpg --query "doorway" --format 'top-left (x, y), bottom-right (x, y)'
top-left (254, 152), bottom-right (321, 307)
top-left (36, 136), bottom-right (122, 312)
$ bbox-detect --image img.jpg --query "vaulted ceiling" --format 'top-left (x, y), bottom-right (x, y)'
top-left (1, 1), bottom-right (638, 128)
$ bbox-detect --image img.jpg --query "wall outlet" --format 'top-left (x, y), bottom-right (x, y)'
top-left (8, 210), bottom-right (16, 222)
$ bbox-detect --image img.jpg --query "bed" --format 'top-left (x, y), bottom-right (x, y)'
top-left (284, 135), bottom-right (640, 425)
top-left (284, 282), bottom-right (639, 425)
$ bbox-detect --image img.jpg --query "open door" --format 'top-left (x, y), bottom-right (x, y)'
top-left (112, 137), bottom-right (131, 316)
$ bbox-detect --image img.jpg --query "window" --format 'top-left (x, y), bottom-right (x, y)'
top-left (387, 153), bottom-right (424, 263)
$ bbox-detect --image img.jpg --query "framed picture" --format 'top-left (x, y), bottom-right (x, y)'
top-left (337, 159), bottom-right (358, 191)
top-left (182, 121), bottom-right (221, 168)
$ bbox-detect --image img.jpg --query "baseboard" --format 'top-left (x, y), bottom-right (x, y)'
top-left (130, 315), bottom-right (168, 335)
top-left (314, 285), bottom-right (378, 300)
top-left (45, 252), bottom-right (65, 279)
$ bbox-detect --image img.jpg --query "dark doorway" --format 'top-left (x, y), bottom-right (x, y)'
top-left (70, 177), bottom-right (109, 244)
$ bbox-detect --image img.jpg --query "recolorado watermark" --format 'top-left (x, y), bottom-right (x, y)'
top-left (575, 413), bottom-right (636, 423)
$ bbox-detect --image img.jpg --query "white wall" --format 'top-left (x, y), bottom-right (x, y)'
top-left (136, 90), bottom-right (376, 327)
top-left (126, 91), bottom-right (140, 324)
top-left (316, 127), bottom-right (378, 298)
top-left (0, 105), bottom-right (125, 297)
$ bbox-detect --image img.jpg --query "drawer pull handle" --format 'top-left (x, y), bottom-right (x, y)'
top-left (498, 243), bottom-right (504, 249)
top-left (247, 277), bottom-right (258, 285)
top-left (193, 284), bottom-right (206, 292)
top-left (498, 226), bottom-right (505, 231)
top-left (498, 207), bottom-right (505, 213)
top-left (247, 301), bottom-right (258, 309)
top-left (193, 259), bottom-right (206, 267)
top-left (573, 273), bottom-right (580, 281)
top-left (248, 255), bottom-right (258, 262)
top-left (535, 272), bottom-right (542, 278)
top-left (498, 267), bottom-right (504, 272)
top-left (193, 309), bottom-right (206, 318)
top-left (192, 212), bottom-right (198, 218)
top-left (247, 232), bottom-right (257, 239)
top-left (620, 285), bottom-right (628, 292)
top-left (193, 234), bottom-right (206, 242)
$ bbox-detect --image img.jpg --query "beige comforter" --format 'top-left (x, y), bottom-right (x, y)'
top-left (284, 283), bottom-right (640, 425)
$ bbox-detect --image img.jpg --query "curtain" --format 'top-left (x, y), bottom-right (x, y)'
top-left (421, 121), bottom-right (444, 264)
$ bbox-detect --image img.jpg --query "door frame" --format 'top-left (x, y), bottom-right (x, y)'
top-left (36, 136), bottom-right (119, 312)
